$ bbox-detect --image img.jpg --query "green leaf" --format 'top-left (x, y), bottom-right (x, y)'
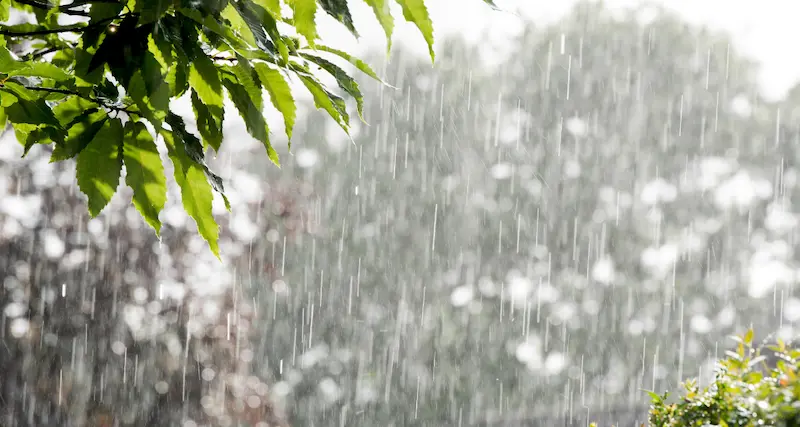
top-left (0, 107), bottom-right (6, 130)
top-left (222, 75), bottom-right (280, 165)
top-left (0, 2), bottom-right (9, 22)
top-left (318, 0), bottom-right (358, 38)
top-left (162, 127), bottom-right (220, 258)
top-left (51, 105), bottom-right (108, 161)
top-left (744, 329), bottom-right (754, 345)
top-left (254, 63), bottom-right (296, 143)
top-left (191, 89), bottom-right (224, 152)
top-left (310, 44), bottom-right (389, 85)
top-left (362, 0), bottom-right (393, 53)
top-left (289, 0), bottom-right (318, 45)
top-left (76, 117), bottom-right (123, 217)
top-left (7, 62), bottom-right (71, 81)
top-left (4, 97), bottom-right (62, 129)
top-left (139, 0), bottom-right (171, 25)
top-left (302, 53), bottom-right (365, 122)
top-left (0, 45), bottom-right (23, 73)
top-left (123, 120), bottom-right (167, 235)
top-left (128, 70), bottom-right (169, 131)
top-left (396, 0), bottom-right (435, 62)
top-left (188, 55), bottom-right (224, 108)
top-left (297, 72), bottom-right (349, 132)
top-left (254, 0), bottom-right (282, 18)
top-left (231, 57), bottom-right (263, 110)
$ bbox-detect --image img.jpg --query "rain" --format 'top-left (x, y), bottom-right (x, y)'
top-left (3, 0), bottom-right (800, 426)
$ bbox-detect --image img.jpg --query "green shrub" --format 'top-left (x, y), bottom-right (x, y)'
top-left (591, 330), bottom-right (800, 427)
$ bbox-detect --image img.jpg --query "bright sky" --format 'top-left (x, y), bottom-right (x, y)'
top-left (316, 0), bottom-right (800, 101)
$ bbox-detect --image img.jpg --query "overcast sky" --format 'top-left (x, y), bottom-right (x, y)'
top-left (317, 0), bottom-right (800, 101)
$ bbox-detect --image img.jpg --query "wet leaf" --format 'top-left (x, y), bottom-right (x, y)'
top-left (123, 120), bottom-right (167, 234)
top-left (162, 126), bottom-right (220, 257)
top-left (76, 117), bottom-right (123, 217)
top-left (254, 62), bottom-right (295, 142)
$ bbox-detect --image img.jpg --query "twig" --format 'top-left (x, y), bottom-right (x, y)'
top-left (22, 85), bottom-right (138, 116)
top-left (22, 46), bottom-right (61, 61)
top-left (0, 13), bottom-right (130, 37)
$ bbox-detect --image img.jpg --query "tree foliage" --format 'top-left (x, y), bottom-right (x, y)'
top-left (0, 0), bottom-right (496, 256)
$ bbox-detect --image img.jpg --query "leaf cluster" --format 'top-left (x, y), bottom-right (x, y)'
top-left (0, 0), bottom-right (495, 256)
top-left (641, 329), bottom-right (800, 427)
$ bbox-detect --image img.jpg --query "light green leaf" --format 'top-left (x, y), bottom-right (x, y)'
top-left (254, 0), bottom-right (282, 18)
top-left (0, 107), bottom-right (6, 130)
top-left (124, 120), bottom-right (167, 234)
top-left (7, 62), bottom-right (72, 81)
top-left (254, 63), bottom-right (296, 143)
top-left (0, 2), bottom-right (9, 22)
top-left (76, 117), bottom-right (123, 217)
top-left (289, 0), bottom-right (318, 45)
top-left (189, 55), bottom-right (224, 108)
top-left (0, 45), bottom-right (22, 72)
top-left (363, 0), bottom-right (393, 53)
top-left (396, 0), bottom-right (435, 62)
top-left (162, 127), bottom-right (220, 258)
top-left (191, 89), bottom-right (224, 152)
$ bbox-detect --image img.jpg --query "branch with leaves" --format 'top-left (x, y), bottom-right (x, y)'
top-left (0, 0), bottom-right (498, 257)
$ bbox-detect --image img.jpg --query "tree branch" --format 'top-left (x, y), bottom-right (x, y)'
top-left (0, 13), bottom-right (130, 37)
top-left (12, 0), bottom-right (90, 16)
top-left (22, 85), bottom-right (138, 116)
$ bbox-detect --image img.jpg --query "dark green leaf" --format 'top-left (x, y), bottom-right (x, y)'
top-left (139, 0), bottom-right (172, 25)
top-left (50, 109), bottom-right (108, 162)
top-left (4, 97), bottom-right (62, 129)
top-left (297, 72), bottom-right (349, 132)
top-left (302, 53), bottom-right (365, 121)
top-left (124, 120), bottom-right (167, 234)
top-left (319, 0), bottom-right (358, 37)
top-left (191, 89), bottom-right (224, 152)
top-left (310, 44), bottom-right (389, 84)
top-left (76, 117), bottom-right (123, 217)
top-left (222, 74), bottom-right (280, 165)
